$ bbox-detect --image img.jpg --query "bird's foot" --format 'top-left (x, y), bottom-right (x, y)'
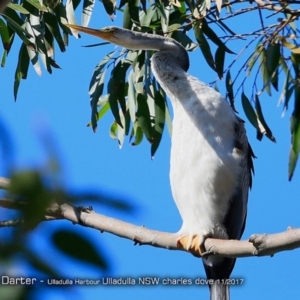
top-left (177, 234), bottom-right (210, 257)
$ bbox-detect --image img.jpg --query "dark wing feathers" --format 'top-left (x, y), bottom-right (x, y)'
top-left (203, 117), bottom-right (254, 286)
top-left (225, 117), bottom-right (254, 241)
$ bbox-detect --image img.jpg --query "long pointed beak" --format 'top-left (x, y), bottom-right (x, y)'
top-left (66, 24), bottom-right (113, 41)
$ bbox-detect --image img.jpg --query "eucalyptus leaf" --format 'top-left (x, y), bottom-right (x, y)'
top-left (136, 93), bottom-right (153, 141)
top-left (225, 70), bottom-right (236, 112)
top-left (193, 23), bottom-right (216, 72)
top-left (266, 43), bottom-right (280, 91)
top-left (241, 92), bottom-right (259, 132)
top-left (151, 88), bottom-right (165, 157)
top-left (52, 230), bottom-right (109, 271)
top-left (131, 122), bottom-right (143, 146)
top-left (102, 0), bottom-right (116, 20)
top-left (82, 0), bottom-right (95, 27)
top-left (255, 95), bottom-right (276, 142)
top-left (215, 45), bottom-right (225, 79)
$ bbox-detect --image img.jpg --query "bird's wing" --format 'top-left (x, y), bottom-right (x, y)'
top-left (203, 117), bottom-right (254, 284)
top-left (224, 117), bottom-right (254, 241)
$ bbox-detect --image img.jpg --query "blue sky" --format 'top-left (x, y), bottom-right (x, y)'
top-left (1, 4), bottom-right (300, 300)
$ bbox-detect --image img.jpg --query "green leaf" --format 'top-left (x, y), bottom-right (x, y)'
top-left (280, 67), bottom-right (294, 112)
top-left (9, 170), bottom-right (53, 230)
top-left (215, 46), bottom-right (225, 79)
top-left (107, 61), bottom-right (131, 127)
top-left (44, 12), bottom-right (66, 52)
top-left (122, 3), bottom-right (132, 29)
top-left (266, 43), bottom-right (280, 91)
top-left (215, 0), bottom-right (222, 14)
top-left (201, 19), bottom-right (234, 54)
top-left (259, 48), bottom-right (271, 96)
top-left (140, 4), bottom-right (156, 27)
top-left (131, 122), bottom-right (143, 146)
top-left (7, 2), bottom-right (30, 14)
top-left (89, 53), bottom-right (114, 131)
top-left (66, 0), bottom-right (77, 30)
top-left (168, 0), bottom-right (181, 8)
top-left (124, 108), bottom-right (131, 136)
top-left (255, 95), bottom-right (276, 142)
top-left (133, 51), bottom-right (146, 94)
top-left (52, 230), bottom-right (108, 270)
top-left (87, 95), bottom-right (110, 128)
top-left (2, 8), bottom-right (33, 46)
top-left (289, 116), bottom-right (300, 180)
top-left (281, 37), bottom-right (299, 51)
top-left (72, 0), bottom-right (81, 10)
top-left (108, 82), bottom-right (123, 128)
top-left (241, 92), bottom-right (259, 132)
top-left (117, 109), bottom-right (126, 147)
top-left (48, 57), bottom-right (61, 69)
top-left (82, 0), bottom-right (95, 27)
top-left (128, 70), bottom-right (137, 122)
top-left (154, 0), bottom-right (167, 26)
top-left (0, 18), bottom-right (10, 51)
top-left (225, 70), bottom-right (236, 112)
top-left (44, 24), bottom-right (54, 56)
top-left (97, 98), bottom-right (110, 120)
top-left (288, 85), bottom-right (300, 180)
top-left (25, 249), bottom-right (60, 277)
top-left (102, 0), bottom-right (116, 20)
top-left (26, 0), bottom-right (48, 11)
top-left (14, 44), bottom-right (30, 100)
top-left (247, 40), bottom-right (263, 76)
top-left (171, 30), bottom-right (198, 51)
top-left (151, 88), bottom-right (165, 157)
top-left (193, 23), bottom-right (216, 72)
top-left (140, 0), bottom-right (147, 12)
top-left (109, 122), bottom-right (118, 139)
top-left (136, 93), bottom-right (153, 141)
top-left (168, 9), bottom-right (186, 30)
top-left (177, 0), bottom-right (186, 13)
top-left (1, 50), bottom-right (7, 67)
top-left (127, 0), bottom-right (139, 24)
top-left (119, 0), bottom-right (128, 9)
top-left (111, 60), bottom-right (131, 116)
top-left (291, 52), bottom-right (300, 79)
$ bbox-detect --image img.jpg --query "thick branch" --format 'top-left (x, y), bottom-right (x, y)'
top-left (1, 197), bottom-right (300, 258)
top-left (47, 203), bottom-right (300, 258)
top-left (1, 176), bottom-right (300, 259)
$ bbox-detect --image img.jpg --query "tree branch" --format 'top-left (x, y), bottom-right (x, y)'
top-left (253, 0), bottom-right (300, 15)
top-left (1, 196), bottom-right (299, 259)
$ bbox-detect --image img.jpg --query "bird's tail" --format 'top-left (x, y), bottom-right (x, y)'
top-left (210, 281), bottom-right (229, 300)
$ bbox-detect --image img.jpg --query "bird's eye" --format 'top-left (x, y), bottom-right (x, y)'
top-left (103, 28), bottom-right (115, 34)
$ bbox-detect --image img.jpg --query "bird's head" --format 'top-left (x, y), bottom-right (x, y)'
top-left (66, 24), bottom-right (189, 70)
top-left (66, 24), bottom-right (139, 49)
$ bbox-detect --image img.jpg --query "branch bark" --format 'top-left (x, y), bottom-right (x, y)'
top-left (1, 197), bottom-right (300, 259)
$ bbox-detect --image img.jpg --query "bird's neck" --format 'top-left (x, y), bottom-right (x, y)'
top-left (151, 52), bottom-right (190, 105)
top-left (129, 32), bottom-right (189, 71)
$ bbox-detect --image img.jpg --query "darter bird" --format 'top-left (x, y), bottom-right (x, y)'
top-left (66, 24), bottom-right (254, 300)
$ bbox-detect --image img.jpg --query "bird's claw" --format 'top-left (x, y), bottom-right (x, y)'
top-left (177, 234), bottom-right (208, 257)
